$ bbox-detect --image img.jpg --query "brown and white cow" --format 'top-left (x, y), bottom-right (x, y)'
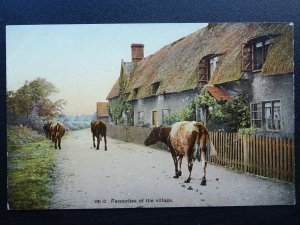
top-left (144, 121), bottom-right (217, 186)
top-left (50, 122), bottom-right (65, 149)
top-left (91, 120), bottom-right (107, 151)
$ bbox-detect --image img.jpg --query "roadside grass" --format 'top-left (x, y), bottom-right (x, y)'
top-left (7, 127), bottom-right (55, 210)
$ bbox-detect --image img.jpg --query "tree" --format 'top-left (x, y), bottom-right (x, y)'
top-left (195, 89), bottom-right (250, 132)
top-left (163, 88), bottom-right (251, 132)
top-left (108, 94), bottom-right (134, 126)
top-left (7, 77), bottom-right (66, 127)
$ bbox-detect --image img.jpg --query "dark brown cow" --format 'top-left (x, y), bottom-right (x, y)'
top-left (43, 122), bottom-right (53, 139)
top-left (50, 122), bottom-right (65, 149)
top-left (144, 121), bottom-right (217, 186)
top-left (91, 120), bottom-right (107, 151)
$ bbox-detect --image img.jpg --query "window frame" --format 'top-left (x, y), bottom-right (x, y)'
top-left (250, 100), bottom-right (281, 132)
top-left (151, 82), bottom-right (160, 95)
top-left (162, 109), bottom-right (171, 122)
top-left (241, 36), bottom-right (274, 72)
top-left (198, 55), bottom-right (220, 82)
top-left (133, 88), bottom-right (139, 98)
top-left (137, 111), bottom-right (145, 125)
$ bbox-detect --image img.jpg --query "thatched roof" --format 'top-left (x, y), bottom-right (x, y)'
top-left (106, 61), bottom-right (136, 99)
top-left (108, 23), bottom-right (293, 101)
top-left (106, 77), bottom-right (121, 100)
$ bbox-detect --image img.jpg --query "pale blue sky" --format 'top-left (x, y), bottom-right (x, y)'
top-left (6, 23), bottom-right (207, 115)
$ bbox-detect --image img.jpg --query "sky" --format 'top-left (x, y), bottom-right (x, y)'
top-left (6, 23), bottom-right (207, 115)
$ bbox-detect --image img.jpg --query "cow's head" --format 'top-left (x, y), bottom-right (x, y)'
top-left (144, 127), bottom-right (161, 146)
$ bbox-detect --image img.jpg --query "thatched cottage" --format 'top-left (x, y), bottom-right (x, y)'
top-left (106, 23), bottom-right (294, 135)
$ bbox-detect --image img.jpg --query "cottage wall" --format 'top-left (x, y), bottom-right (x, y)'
top-left (133, 90), bottom-right (199, 127)
top-left (251, 73), bottom-right (294, 135)
top-left (220, 73), bottom-right (294, 135)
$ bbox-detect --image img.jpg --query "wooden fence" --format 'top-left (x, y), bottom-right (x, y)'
top-left (209, 132), bottom-right (295, 183)
top-left (106, 125), bottom-right (295, 183)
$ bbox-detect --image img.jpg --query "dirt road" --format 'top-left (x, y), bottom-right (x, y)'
top-left (49, 129), bottom-right (295, 209)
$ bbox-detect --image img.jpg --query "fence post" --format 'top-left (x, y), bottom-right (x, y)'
top-left (243, 134), bottom-right (249, 172)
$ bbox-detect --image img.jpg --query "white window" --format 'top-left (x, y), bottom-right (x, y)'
top-left (137, 111), bottom-right (144, 125)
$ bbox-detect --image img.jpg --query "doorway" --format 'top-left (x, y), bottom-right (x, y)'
top-left (152, 111), bottom-right (157, 127)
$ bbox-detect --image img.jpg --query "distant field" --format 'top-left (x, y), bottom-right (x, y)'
top-left (7, 127), bottom-right (55, 210)
top-left (64, 121), bottom-right (90, 130)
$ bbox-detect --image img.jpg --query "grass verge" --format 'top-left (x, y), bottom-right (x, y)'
top-left (7, 127), bottom-right (55, 210)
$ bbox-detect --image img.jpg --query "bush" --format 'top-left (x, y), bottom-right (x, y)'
top-left (162, 101), bottom-right (195, 125)
top-left (238, 127), bottom-right (261, 135)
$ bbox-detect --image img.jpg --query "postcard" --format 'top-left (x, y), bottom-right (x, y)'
top-left (6, 23), bottom-right (295, 210)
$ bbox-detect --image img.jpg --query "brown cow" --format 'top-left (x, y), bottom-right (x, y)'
top-left (144, 121), bottom-right (217, 186)
top-left (43, 122), bottom-right (53, 139)
top-left (50, 122), bottom-right (65, 149)
top-left (91, 120), bottom-right (107, 151)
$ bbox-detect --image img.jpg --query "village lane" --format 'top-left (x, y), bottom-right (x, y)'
top-left (49, 128), bottom-right (295, 209)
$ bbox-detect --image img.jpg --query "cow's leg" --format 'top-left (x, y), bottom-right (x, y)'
top-left (93, 134), bottom-right (96, 148)
top-left (171, 152), bottom-right (179, 178)
top-left (104, 135), bottom-right (107, 151)
top-left (54, 137), bottom-right (57, 149)
top-left (185, 156), bottom-right (193, 183)
top-left (58, 135), bottom-right (62, 149)
top-left (200, 145), bottom-right (207, 186)
top-left (178, 155), bottom-right (183, 176)
top-left (96, 135), bottom-right (100, 150)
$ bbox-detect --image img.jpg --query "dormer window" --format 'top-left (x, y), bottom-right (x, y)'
top-left (198, 55), bottom-right (219, 82)
top-left (151, 82), bottom-right (160, 95)
top-left (133, 88), bottom-right (139, 98)
top-left (241, 36), bottom-right (274, 72)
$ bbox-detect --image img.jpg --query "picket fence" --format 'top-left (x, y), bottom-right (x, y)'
top-left (106, 125), bottom-right (295, 183)
top-left (209, 132), bottom-right (295, 183)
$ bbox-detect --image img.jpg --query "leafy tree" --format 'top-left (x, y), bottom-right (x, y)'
top-left (195, 89), bottom-right (250, 132)
top-left (7, 77), bottom-right (66, 127)
top-left (162, 101), bottom-right (196, 125)
top-left (108, 94), bottom-right (134, 126)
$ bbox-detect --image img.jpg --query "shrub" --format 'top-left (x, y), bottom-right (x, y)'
top-left (238, 127), bottom-right (261, 135)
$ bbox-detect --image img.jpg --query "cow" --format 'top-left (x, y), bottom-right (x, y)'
top-left (91, 120), bottom-right (107, 151)
top-left (50, 122), bottom-right (65, 149)
top-left (43, 122), bottom-right (53, 139)
top-left (144, 121), bottom-right (217, 186)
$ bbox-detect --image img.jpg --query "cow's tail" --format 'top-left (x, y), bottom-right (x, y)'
top-left (194, 139), bottom-right (201, 162)
top-left (194, 125), bottom-right (217, 161)
top-left (207, 132), bottom-right (217, 157)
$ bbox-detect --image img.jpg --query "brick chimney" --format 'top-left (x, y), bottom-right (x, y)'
top-left (131, 43), bottom-right (144, 62)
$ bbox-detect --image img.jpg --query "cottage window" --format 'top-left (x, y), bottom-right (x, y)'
top-left (251, 100), bottom-right (281, 131)
top-left (198, 55), bottom-right (219, 82)
top-left (250, 103), bottom-right (262, 128)
top-left (242, 36), bottom-right (274, 72)
top-left (162, 109), bottom-right (171, 122)
top-left (133, 88), bottom-right (139, 98)
top-left (151, 82), bottom-right (160, 95)
top-left (137, 111), bottom-right (145, 125)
